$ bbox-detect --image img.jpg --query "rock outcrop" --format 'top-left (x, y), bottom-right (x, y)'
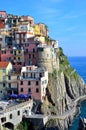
top-left (41, 47), bottom-right (86, 130)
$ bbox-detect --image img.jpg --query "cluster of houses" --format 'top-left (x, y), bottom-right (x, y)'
top-left (0, 11), bottom-right (58, 102)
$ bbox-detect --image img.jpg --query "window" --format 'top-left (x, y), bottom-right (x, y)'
top-left (0, 38), bottom-right (2, 41)
top-left (9, 114), bottom-right (12, 119)
top-left (9, 83), bottom-right (11, 88)
top-left (8, 75), bottom-right (11, 80)
top-left (39, 48), bottom-right (43, 51)
top-left (33, 48), bottom-right (35, 52)
top-left (28, 88), bottom-right (31, 93)
top-left (31, 73), bottom-right (32, 78)
top-left (34, 73), bottom-right (35, 78)
top-left (14, 51), bottom-right (16, 55)
top-left (3, 69), bottom-right (6, 73)
top-left (26, 73), bottom-right (28, 77)
top-left (39, 73), bottom-right (42, 77)
top-left (21, 88), bottom-right (23, 92)
top-left (26, 48), bottom-right (28, 53)
top-left (13, 62), bottom-right (15, 65)
top-left (18, 57), bottom-right (20, 60)
top-left (1, 117), bottom-right (6, 123)
top-left (28, 81), bottom-right (31, 85)
top-left (14, 57), bottom-right (16, 60)
top-left (18, 51), bottom-right (20, 54)
top-left (4, 50), bottom-right (6, 54)
top-left (10, 50), bottom-right (13, 54)
top-left (23, 73), bottom-right (25, 78)
top-left (29, 54), bottom-right (31, 59)
top-left (8, 57), bottom-right (11, 61)
top-left (17, 110), bottom-right (20, 116)
top-left (42, 81), bottom-right (44, 85)
top-left (45, 80), bottom-right (47, 84)
top-left (26, 67), bottom-right (28, 70)
top-left (36, 88), bottom-right (39, 93)
top-left (18, 62), bottom-right (21, 65)
top-left (3, 83), bottom-right (5, 87)
top-left (33, 54), bottom-right (34, 58)
top-left (36, 81), bottom-right (39, 85)
top-left (20, 81), bottom-right (23, 85)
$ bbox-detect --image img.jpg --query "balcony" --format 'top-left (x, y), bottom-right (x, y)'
top-left (6, 86), bottom-right (17, 91)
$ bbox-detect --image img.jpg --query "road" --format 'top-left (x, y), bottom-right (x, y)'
top-left (26, 95), bottom-right (86, 120)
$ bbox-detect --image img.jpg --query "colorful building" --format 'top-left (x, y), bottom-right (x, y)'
top-left (12, 44), bottom-right (24, 72)
top-left (23, 37), bottom-right (38, 65)
top-left (0, 11), bottom-right (6, 29)
top-left (15, 22), bottom-right (34, 44)
top-left (0, 11), bottom-right (7, 18)
top-left (18, 65), bottom-right (48, 102)
top-left (0, 61), bottom-right (13, 82)
top-left (0, 61), bottom-right (13, 98)
top-left (6, 74), bottom-right (19, 95)
top-left (1, 47), bottom-right (14, 62)
top-left (21, 16), bottom-right (34, 26)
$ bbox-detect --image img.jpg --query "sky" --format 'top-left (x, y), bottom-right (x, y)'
top-left (0, 0), bottom-right (86, 56)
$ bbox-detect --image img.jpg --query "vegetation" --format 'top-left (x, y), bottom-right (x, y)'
top-left (45, 36), bottom-right (52, 44)
top-left (58, 47), bottom-right (78, 79)
top-left (15, 119), bottom-right (33, 130)
top-left (45, 119), bottom-right (56, 128)
top-left (52, 69), bottom-right (57, 79)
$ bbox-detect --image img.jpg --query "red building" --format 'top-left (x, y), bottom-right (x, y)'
top-left (0, 11), bottom-right (6, 29)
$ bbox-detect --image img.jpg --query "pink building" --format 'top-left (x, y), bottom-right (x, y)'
top-left (1, 47), bottom-right (14, 62)
top-left (0, 11), bottom-right (7, 18)
top-left (23, 37), bottom-right (38, 65)
top-left (18, 65), bottom-right (48, 102)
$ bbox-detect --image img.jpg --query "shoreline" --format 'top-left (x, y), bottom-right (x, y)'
top-left (74, 95), bottom-right (86, 105)
top-left (68, 95), bottom-right (86, 129)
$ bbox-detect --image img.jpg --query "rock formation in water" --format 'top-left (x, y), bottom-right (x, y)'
top-left (41, 47), bottom-right (86, 130)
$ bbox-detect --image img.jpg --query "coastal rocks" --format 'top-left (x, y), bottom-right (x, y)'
top-left (41, 47), bottom-right (86, 130)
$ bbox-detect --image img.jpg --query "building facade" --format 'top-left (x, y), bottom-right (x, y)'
top-left (0, 61), bottom-right (13, 98)
top-left (18, 65), bottom-right (48, 102)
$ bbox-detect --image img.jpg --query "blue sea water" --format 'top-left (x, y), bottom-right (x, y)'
top-left (68, 57), bottom-right (86, 130)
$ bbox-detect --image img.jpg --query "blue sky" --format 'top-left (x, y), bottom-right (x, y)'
top-left (0, 0), bottom-right (86, 56)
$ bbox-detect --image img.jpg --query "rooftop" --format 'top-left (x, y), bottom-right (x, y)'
top-left (0, 61), bottom-right (10, 69)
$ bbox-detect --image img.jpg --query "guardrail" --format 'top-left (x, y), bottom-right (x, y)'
top-left (0, 99), bottom-right (33, 114)
top-left (6, 99), bottom-right (33, 112)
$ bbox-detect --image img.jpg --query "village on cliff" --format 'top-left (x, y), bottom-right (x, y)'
top-left (0, 11), bottom-right (59, 102)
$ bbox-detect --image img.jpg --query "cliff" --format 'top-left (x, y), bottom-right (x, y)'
top-left (41, 47), bottom-right (86, 130)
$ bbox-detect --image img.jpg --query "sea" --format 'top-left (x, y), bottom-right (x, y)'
top-left (68, 57), bottom-right (86, 130)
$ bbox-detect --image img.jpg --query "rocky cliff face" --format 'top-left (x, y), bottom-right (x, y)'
top-left (41, 47), bottom-right (86, 130)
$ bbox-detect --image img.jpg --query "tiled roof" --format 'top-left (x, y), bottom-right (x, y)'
top-left (0, 62), bottom-right (9, 68)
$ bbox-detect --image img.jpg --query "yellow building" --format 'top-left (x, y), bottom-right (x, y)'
top-left (0, 62), bottom-right (13, 82)
top-left (13, 48), bottom-right (24, 62)
top-left (34, 23), bottom-right (48, 43)
top-left (34, 25), bottom-right (40, 36)
top-left (0, 62), bottom-right (13, 98)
